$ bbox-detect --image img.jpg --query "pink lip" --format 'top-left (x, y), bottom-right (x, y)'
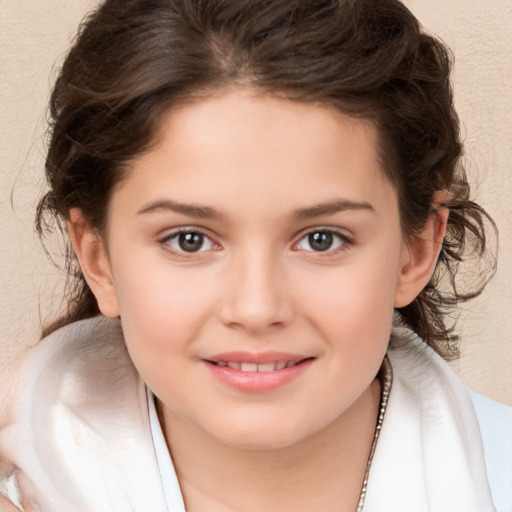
top-left (202, 351), bottom-right (314, 393)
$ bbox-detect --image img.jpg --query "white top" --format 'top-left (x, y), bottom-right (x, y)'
top-left (147, 352), bottom-right (512, 512)
top-left (0, 317), bottom-right (510, 511)
top-left (147, 388), bottom-right (186, 512)
top-left (469, 391), bottom-right (512, 511)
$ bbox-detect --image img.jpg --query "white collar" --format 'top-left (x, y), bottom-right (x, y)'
top-left (148, 388), bottom-right (186, 512)
top-left (0, 317), bottom-right (497, 511)
top-left (364, 333), bottom-right (495, 511)
top-left (147, 333), bottom-right (497, 512)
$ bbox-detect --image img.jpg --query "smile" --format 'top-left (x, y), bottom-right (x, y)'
top-left (213, 361), bottom-right (298, 372)
top-left (203, 353), bottom-right (314, 392)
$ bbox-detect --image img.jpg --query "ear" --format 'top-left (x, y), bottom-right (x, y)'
top-left (68, 208), bottom-right (120, 318)
top-left (394, 205), bottom-right (449, 308)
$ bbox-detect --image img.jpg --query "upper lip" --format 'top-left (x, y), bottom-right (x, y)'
top-left (205, 351), bottom-right (312, 365)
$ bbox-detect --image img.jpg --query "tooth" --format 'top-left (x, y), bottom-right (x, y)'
top-left (286, 361), bottom-right (296, 368)
top-left (240, 362), bottom-right (258, 372)
top-left (276, 361), bottom-right (287, 370)
top-left (227, 361), bottom-right (241, 370)
top-left (217, 361), bottom-right (227, 367)
top-left (257, 362), bottom-right (276, 372)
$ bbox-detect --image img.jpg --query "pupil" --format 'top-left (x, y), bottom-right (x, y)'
top-left (178, 232), bottom-right (204, 252)
top-left (309, 232), bottom-right (333, 251)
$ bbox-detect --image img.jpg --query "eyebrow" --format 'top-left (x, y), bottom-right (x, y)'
top-left (137, 199), bottom-right (222, 219)
top-left (136, 198), bottom-right (375, 220)
top-left (293, 199), bottom-right (375, 220)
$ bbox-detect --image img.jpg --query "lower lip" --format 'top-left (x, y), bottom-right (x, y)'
top-left (203, 359), bottom-right (313, 393)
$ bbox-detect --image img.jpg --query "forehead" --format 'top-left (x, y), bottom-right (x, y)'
top-left (116, 89), bottom-right (396, 221)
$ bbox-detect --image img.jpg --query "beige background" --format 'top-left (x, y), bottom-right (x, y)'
top-left (1, 0), bottom-right (511, 405)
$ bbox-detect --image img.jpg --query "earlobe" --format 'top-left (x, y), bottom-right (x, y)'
top-left (394, 206), bottom-right (449, 308)
top-left (68, 208), bottom-right (120, 318)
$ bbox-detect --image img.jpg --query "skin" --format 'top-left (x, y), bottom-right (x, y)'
top-left (69, 89), bottom-right (447, 511)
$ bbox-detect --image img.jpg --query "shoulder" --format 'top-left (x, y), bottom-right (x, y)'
top-left (0, 317), bottom-right (167, 511)
top-left (470, 391), bottom-right (512, 512)
top-left (470, 390), bottom-right (512, 436)
top-left (0, 316), bottom-right (138, 433)
top-left (387, 330), bottom-right (512, 512)
top-left (0, 316), bottom-right (134, 430)
top-left (1, 317), bottom-right (131, 402)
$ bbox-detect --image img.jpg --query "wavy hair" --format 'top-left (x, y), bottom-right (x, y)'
top-left (36, 0), bottom-right (496, 359)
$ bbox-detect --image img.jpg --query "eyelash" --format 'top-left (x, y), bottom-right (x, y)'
top-left (158, 227), bottom-right (353, 258)
top-left (159, 227), bottom-right (219, 257)
top-left (294, 228), bottom-right (353, 256)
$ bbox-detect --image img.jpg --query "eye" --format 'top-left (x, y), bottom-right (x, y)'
top-left (163, 230), bottom-right (217, 253)
top-left (296, 230), bottom-right (348, 253)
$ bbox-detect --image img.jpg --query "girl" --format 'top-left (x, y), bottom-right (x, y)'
top-left (1, 0), bottom-right (510, 511)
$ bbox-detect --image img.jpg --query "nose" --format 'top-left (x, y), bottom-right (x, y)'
top-left (218, 250), bottom-right (294, 334)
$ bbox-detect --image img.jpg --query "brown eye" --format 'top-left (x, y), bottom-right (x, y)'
top-left (164, 230), bottom-right (216, 253)
top-left (296, 230), bottom-right (348, 253)
top-left (308, 232), bottom-right (333, 252)
top-left (178, 232), bottom-right (204, 252)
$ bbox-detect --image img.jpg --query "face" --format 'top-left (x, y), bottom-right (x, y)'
top-left (87, 90), bottom-right (415, 450)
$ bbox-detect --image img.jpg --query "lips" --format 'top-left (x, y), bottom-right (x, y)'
top-left (203, 352), bottom-right (314, 392)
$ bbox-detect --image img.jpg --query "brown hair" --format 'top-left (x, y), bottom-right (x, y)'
top-left (36, 0), bottom-right (496, 359)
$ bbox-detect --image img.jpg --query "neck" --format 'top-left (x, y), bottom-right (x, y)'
top-left (158, 379), bottom-right (381, 512)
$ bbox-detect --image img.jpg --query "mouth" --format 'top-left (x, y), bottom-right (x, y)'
top-left (204, 351), bottom-right (314, 371)
top-left (206, 359), bottom-right (311, 372)
top-left (202, 352), bottom-right (314, 391)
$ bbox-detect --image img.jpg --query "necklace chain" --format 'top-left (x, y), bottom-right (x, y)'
top-left (356, 357), bottom-right (393, 512)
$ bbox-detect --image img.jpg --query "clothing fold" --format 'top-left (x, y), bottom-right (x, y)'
top-left (0, 318), bottom-right (509, 511)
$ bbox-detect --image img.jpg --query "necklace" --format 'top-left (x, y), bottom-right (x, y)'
top-left (355, 357), bottom-right (393, 512)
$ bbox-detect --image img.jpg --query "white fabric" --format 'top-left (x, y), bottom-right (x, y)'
top-left (0, 318), bottom-right (167, 512)
top-left (0, 317), bottom-right (510, 511)
top-left (364, 334), bottom-right (499, 511)
top-left (147, 389), bottom-right (186, 512)
top-left (470, 391), bottom-right (512, 512)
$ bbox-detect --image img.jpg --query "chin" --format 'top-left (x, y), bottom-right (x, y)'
top-left (221, 433), bottom-right (304, 452)
top-left (206, 418), bottom-right (319, 452)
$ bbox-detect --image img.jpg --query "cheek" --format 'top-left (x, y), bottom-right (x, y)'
top-left (292, 248), bottom-right (401, 377)
top-left (297, 257), bottom-right (399, 328)
top-left (111, 252), bottom-right (220, 354)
